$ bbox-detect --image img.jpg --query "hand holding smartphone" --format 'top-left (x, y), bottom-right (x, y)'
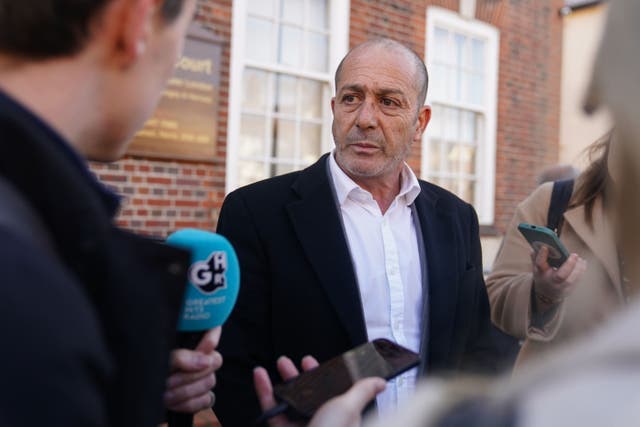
top-left (257, 339), bottom-right (420, 423)
top-left (518, 223), bottom-right (570, 268)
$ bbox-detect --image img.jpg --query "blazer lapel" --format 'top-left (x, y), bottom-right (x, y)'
top-left (563, 201), bottom-right (622, 298)
top-left (414, 187), bottom-right (458, 373)
top-left (286, 155), bottom-right (368, 347)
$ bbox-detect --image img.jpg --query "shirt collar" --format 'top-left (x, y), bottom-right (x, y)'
top-left (328, 150), bottom-right (421, 207)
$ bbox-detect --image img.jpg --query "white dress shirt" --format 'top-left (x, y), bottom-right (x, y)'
top-left (328, 152), bottom-right (424, 417)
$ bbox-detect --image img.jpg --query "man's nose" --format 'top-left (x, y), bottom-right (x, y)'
top-left (355, 100), bottom-right (378, 130)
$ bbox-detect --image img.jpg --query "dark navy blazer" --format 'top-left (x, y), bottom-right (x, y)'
top-left (215, 154), bottom-right (499, 427)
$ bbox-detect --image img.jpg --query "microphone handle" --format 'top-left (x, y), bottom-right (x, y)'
top-left (167, 331), bottom-right (206, 427)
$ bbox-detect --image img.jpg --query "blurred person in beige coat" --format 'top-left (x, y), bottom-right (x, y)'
top-left (485, 132), bottom-right (628, 368)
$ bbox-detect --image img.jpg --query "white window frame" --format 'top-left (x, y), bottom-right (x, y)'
top-left (225, 0), bottom-right (350, 193)
top-left (424, 6), bottom-right (499, 225)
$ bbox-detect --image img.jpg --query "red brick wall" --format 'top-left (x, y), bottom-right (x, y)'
top-left (492, 0), bottom-right (563, 233)
top-left (91, 158), bottom-right (224, 236)
top-left (90, 0), bottom-right (231, 238)
top-left (348, 0), bottom-right (563, 233)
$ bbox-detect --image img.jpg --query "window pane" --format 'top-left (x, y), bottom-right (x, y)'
top-left (300, 79), bottom-right (324, 119)
top-left (459, 70), bottom-right (469, 104)
top-left (281, 0), bottom-right (303, 23)
top-left (275, 163), bottom-right (297, 175)
top-left (238, 160), bottom-right (267, 187)
top-left (459, 145), bottom-right (476, 175)
top-left (242, 68), bottom-right (269, 112)
top-left (437, 177), bottom-right (454, 193)
top-left (239, 115), bottom-right (266, 158)
top-left (300, 123), bottom-right (323, 163)
top-left (434, 28), bottom-right (449, 63)
top-left (476, 114), bottom-right (485, 143)
top-left (460, 111), bottom-right (475, 144)
top-left (427, 141), bottom-right (442, 173)
top-left (444, 108), bottom-right (459, 141)
top-left (273, 118), bottom-right (296, 159)
top-left (248, 0), bottom-right (274, 17)
top-left (449, 67), bottom-right (461, 102)
top-left (428, 105), bottom-right (442, 138)
top-left (309, 0), bottom-right (328, 30)
top-left (276, 74), bottom-right (297, 115)
top-left (470, 38), bottom-right (485, 71)
top-left (458, 179), bottom-right (475, 204)
top-left (446, 144), bottom-right (459, 173)
top-left (469, 73), bottom-right (484, 105)
top-left (454, 33), bottom-right (466, 69)
top-left (279, 25), bottom-right (303, 67)
top-left (445, 143), bottom-right (477, 176)
top-left (431, 64), bottom-right (448, 100)
top-left (246, 18), bottom-right (274, 62)
top-left (307, 32), bottom-right (328, 72)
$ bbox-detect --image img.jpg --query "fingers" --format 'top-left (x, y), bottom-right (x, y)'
top-left (535, 252), bottom-right (587, 302)
top-left (253, 367), bottom-right (276, 412)
top-left (337, 377), bottom-right (386, 409)
top-left (166, 389), bottom-right (215, 413)
top-left (553, 253), bottom-right (579, 282)
top-left (534, 245), bottom-right (550, 272)
top-left (166, 355), bottom-right (221, 389)
top-left (253, 367), bottom-right (294, 427)
top-left (564, 257), bottom-right (587, 290)
top-left (276, 356), bottom-right (301, 381)
top-left (170, 348), bottom-right (222, 373)
top-left (309, 378), bottom-right (386, 427)
top-left (301, 355), bottom-right (319, 371)
top-left (164, 368), bottom-right (217, 412)
top-left (256, 355), bottom-right (319, 412)
top-left (196, 326), bottom-right (222, 354)
top-left (165, 340), bottom-right (223, 414)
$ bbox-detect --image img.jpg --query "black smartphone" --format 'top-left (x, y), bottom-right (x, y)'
top-left (271, 338), bottom-right (420, 419)
top-left (518, 223), bottom-right (570, 268)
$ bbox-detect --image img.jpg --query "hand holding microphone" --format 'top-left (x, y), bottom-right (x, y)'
top-left (165, 229), bottom-right (240, 426)
top-left (164, 326), bottom-right (222, 413)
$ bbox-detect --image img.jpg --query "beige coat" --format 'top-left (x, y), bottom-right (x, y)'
top-left (486, 182), bottom-right (625, 367)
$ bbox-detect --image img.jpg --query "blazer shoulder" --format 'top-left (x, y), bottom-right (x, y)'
top-left (224, 170), bottom-right (302, 204)
top-left (223, 154), bottom-right (330, 207)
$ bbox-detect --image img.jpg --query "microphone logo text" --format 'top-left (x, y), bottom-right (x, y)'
top-left (188, 251), bottom-right (227, 294)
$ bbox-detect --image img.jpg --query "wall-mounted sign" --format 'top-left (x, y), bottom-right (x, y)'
top-left (127, 24), bottom-right (222, 162)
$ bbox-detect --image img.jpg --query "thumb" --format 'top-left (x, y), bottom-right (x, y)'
top-left (341, 377), bottom-right (386, 409)
top-left (196, 326), bottom-right (221, 354)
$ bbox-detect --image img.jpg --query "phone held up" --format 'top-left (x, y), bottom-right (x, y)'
top-left (257, 338), bottom-right (420, 424)
top-left (518, 223), bottom-right (570, 268)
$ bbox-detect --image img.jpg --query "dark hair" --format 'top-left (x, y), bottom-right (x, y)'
top-left (0, 0), bottom-right (185, 59)
top-left (568, 130), bottom-right (613, 227)
top-left (334, 38), bottom-right (429, 107)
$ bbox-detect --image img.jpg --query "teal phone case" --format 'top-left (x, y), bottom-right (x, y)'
top-left (517, 223), bottom-right (569, 268)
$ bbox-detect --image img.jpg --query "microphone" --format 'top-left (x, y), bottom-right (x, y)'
top-left (165, 229), bottom-right (240, 427)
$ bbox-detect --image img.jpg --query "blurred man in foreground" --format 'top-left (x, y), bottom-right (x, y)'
top-left (0, 0), bottom-right (220, 425)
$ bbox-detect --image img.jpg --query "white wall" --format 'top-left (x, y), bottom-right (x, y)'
top-left (559, 4), bottom-right (611, 168)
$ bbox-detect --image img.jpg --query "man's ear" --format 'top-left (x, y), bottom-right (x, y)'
top-left (100, 0), bottom-right (157, 67)
top-left (413, 105), bottom-right (431, 142)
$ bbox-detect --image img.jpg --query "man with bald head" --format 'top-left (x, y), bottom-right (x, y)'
top-left (215, 38), bottom-right (497, 426)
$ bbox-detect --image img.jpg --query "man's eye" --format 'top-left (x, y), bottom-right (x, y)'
top-left (381, 98), bottom-right (396, 107)
top-left (342, 95), bottom-right (356, 103)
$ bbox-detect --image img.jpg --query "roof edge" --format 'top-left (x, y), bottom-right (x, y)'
top-left (560, 0), bottom-right (604, 16)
